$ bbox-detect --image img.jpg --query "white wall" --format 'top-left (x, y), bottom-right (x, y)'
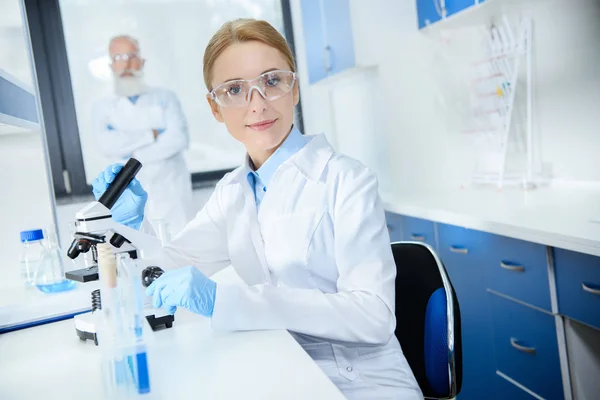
top-left (0, 0), bottom-right (57, 291)
top-left (291, 0), bottom-right (600, 189)
top-left (0, 0), bottom-right (34, 87)
top-left (0, 133), bottom-right (56, 290)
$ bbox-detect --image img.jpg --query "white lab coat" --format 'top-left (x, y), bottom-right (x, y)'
top-left (156, 134), bottom-right (423, 399)
top-left (93, 87), bottom-right (193, 235)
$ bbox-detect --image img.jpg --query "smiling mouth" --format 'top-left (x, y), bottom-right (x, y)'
top-left (247, 119), bottom-right (277, 131)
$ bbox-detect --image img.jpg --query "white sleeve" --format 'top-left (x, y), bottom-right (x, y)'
top-left (152, 186), bottom-right (230, 277)
top-left (132, 92), bottom-right (189, 163)
top-left (92, 101), bottom-right (155, 159)
top-left (211, 167), bottom-right (397, 345)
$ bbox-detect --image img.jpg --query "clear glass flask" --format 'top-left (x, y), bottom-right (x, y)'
top-left (33, 230), bottom-right (77, 293)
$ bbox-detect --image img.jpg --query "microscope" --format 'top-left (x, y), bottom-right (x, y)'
top-left (66, 158), bottom-right (174, 343)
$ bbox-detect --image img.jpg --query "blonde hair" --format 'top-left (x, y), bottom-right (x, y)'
top-left (203, 19), bottom-right (296, 91)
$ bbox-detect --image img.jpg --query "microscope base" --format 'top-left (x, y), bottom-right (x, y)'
top-left (145, 314), bottom-right (175, 331)
top-left (73, 312), bottom-right (100, 345)
top-left (73, 310), bottom-right (174, 346)
top-left (76, 327), bottom-right (99, 345)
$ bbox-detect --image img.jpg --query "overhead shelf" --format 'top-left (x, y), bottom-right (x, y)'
top-left (0, 68), bottom-right (39, 131)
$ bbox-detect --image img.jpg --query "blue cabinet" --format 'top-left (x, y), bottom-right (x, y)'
top-left (437, 223), bottom-right (496, 400)
top-left (554, 248), bottom-right (600, 330)
top-left (489, 293), bottom-right (563, 399)
top-left (300, 0), bottom-right (355, 83)
top-left (445, 0), bottom-right (478, 17)
top-left (322, 0), bottom-right (355, 77)
top-left (483, 236), bottom-right (551, 311)
top-left (416, 0), bottom-right (485, 29)
top-left (300, 0), bottom-right (328, 84)
top-left (384, 212), bottom-right (436, 248)
top-left (416, 0), bottom-right (443, 29)
top-left (494, 374), bottom-right (540, 400)
top-left (386, 210), bottom-right (600, 399)
top-left (400, 215), bottom-right (436, 248)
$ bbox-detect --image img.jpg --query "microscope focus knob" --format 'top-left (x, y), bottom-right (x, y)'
top-left (141, 266), bottom-right (165, 288)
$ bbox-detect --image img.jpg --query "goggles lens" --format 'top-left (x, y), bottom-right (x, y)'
top-left (210, 70), bottom-right (296, 108)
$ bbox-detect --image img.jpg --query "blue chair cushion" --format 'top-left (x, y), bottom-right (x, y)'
top-left (424, 287), bottom-right (449, 395)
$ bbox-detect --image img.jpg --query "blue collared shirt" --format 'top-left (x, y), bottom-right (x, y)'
top-left (247, 126), bottom-right (308, 209)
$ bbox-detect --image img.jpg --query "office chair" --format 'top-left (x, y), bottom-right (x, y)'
top-left (392, 241), bottom-right (462, 399)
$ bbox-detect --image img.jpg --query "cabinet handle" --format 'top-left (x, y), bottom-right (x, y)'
top-left (387, 224), bottom-right (393, 232)
top-left (323, 45), bottom-right (332, 73)
top-left (510, 338), bottom-right (536, 355)
top-left (411, 234), bottom-right (425, 241)
top-left (449, 246), bottom-right (468, 254)
top-left (582, 282), bottom-right (600, 296)
top-left (500, 261), bottom-right (525, 273)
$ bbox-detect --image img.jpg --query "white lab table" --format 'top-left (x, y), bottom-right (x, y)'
top-left (0, 268), bottom-right (345, 399)
top-left (381, 183), bottom-right (600, 257)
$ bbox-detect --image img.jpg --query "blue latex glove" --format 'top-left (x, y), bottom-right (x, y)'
top-left (145, 266), bottom-right (217, 317)
top-left (92, 163), bottom-right (148, 230)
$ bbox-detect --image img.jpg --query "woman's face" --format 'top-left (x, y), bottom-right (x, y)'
top-left (207, 41), bottom-right (299, 158)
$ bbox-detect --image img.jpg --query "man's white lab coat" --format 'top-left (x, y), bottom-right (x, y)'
top-left (93, 87), bottom-right (193, 235)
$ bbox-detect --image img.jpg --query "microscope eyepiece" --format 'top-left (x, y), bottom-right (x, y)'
top-left (67, 239), bottom-right (93, 259)
top-left (67, 239), bottom-right (81, 259)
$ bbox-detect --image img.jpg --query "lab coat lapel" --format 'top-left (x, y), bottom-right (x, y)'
top-left (239, 173), bottom-right (273, 285)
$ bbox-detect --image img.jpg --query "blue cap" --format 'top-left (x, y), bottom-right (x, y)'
top-left (20, 229), bottom-right (44, 243)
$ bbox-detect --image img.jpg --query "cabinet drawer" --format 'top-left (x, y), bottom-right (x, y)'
top-left (384, 212), bottom-right (403, 243)
top-left (494, 373), bottom-right (540, 400)
top-left (437, 223), bottom-right (490, 293)
top-left (554, 248), bottom-right (600, 330)
top-left (437, 223), bottom-right (491, 262)
top-left (437, 223), bottom-right (496, 399)
top-left (400, 215), bottom-right (435, 248)
top-left (489, 293), bottom-right (563, 400)
top-left (484, 236), bottom-right (551, 311)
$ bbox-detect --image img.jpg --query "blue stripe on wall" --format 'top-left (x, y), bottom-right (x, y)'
top-left (0, 75), bottom-right (38, 123)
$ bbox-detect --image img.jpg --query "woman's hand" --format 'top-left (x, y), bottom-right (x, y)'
top-left (145, 266), bottom-right (217, 317)
top-left (92, 163), bottom-right (148, 230)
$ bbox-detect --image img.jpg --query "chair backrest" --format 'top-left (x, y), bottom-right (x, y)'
top-left (392, 241), bottom-right (462, 399)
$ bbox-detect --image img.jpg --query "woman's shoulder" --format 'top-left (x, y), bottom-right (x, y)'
top-left (214, 165), bottom-right (248, 187)
top-left (325, 152), bottom-right (377, 184)
top-left (303, 134), bottom-right (376, 182)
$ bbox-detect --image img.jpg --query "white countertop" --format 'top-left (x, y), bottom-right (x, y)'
top-left (0, 280), bottom-right (97, 331)
top-left (0, 268), bottom-right (345, 400)
top-left (381, 183), bottom-right (600, 257)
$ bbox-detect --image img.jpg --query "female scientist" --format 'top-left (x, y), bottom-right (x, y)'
top-left (93, 18), bottom-right (422, 399)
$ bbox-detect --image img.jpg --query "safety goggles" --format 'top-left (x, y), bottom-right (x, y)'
top-left (110, 52), bottom-right (141, 67)
top-left (209, 70), bottom-right (297, 108)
